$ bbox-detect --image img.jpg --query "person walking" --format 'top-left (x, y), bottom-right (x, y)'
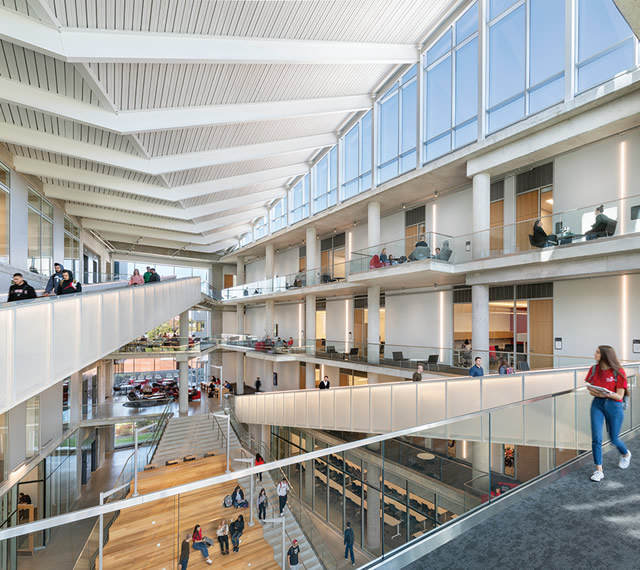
top-left (255, 453), bottom-right (265, 483)
top-left (344, 521), bottom-right (355, 565)
top-left (7, 273), bottom-right (37, 302)
top-left (43, 262), bottom-right (64, 296)
top-left (257, 488), bottom-right (267, 522)
top-left (56, 270), bottom-right (82, 295)
top-left (143, 266), bottom-right (152, 283)
top-left (178, 533), bottom-right (190, 570)
top-left (230, 514), bottom-right (244, 553)
top-left (277, 477), bottom-right (289, 516)
top-left (191, 525), bottom-right (213, 564)
top-left (287, 539), bottom-right (300, 570)
top-left (255, 377), bottom-right (261, 392)
top-left (586, 345), bottom-right (631, 481)
top-left (216, 520), bottom-right (229, 556)
top-left (128, 268), bottom-right (144, 286)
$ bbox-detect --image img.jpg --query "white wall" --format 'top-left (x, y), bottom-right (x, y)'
top-left (245, 258), bottom-right (265, 283)
top-left (385, 290), bottom-right (453, 358)
top-left (40, 383), bottom-right (63, 447)
top-left (427, 187), bottom-right (473, 239)
top-left (554, 274), bottom-right (640, 364)
top-left (274, 303), bottom-right (301, 340)
top-left (221, 352), bottom-right (237, 382)
top-left (274, 361), bottom-right (300, 391)
top-left (223, 310), bottom-right (238, 335)
top-left (274, 247), bottom-right (299, 277)
top-left (381, 211), bottom-right (405, 245)
top-left (245, 305), bottom-right (266, 337)
top-left (325, 299), bottom-right (350, 345)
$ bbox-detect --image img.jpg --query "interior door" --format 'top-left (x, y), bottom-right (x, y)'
top-left (490, 200), bottom-right (504, 253)
top-left (516, 191), bottom-right (540, 252)
top-left (529, 299), bottom-right (553, 369)
top-left (223, 274), bottom-right (234, 288)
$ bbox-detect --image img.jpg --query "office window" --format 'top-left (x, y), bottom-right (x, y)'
top-left (27, 188), bottom-right (54, 276)
top-left (487, 0), bottom-right (564, 133)
top-left (313, 147), bottom-right (338, 213)
top-left (254, 215), bottom-right (268, 240)
top-left (577, 0), bottom-right (636, 93)
top-left (341, 111), bottom-right (372, 199)
top-left (63, 217), bottom-right (80, 276)
top-left (0, 162), bottom-right (8, 263)
top-left (424, 3), bottom-right (478, 163)
top-left (289, 175), bottom-right (310, 223)
top-left (270, 196), bottom-right (287, 232)
top-left (378, 65), bottom-right (417, 184)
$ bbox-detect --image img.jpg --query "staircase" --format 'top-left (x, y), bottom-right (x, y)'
top-left (150, 412), bottom-right (324, 568)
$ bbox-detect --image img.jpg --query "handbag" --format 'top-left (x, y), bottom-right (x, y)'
top-left (203, 537), bottom-right (214, 546)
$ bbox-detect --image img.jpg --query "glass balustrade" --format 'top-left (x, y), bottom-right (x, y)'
top-left (351, 193), bottom-right (640, 274)
top-left (4, 380), bottom-right (640, 569)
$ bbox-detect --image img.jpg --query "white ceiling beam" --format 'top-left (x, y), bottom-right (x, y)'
top-left (0, 78), bottom-right (372, 132)
top-left (0, 123), bottom-right (334, 174)
top-left (103, 233), bottom-right (240, 254)
top-left (44, 183), bottom-right (285, 219)
top-left (24, 0), bottom-right (61, 28)
top-left (73, 204), bottom-right (267, 234)
top-left (0, 8), bottom-right (418, 65)
top-left (14, 157), bottom-right (308, 200)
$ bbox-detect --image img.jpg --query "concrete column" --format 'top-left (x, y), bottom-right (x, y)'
top-left (265, 300), bottom-right (275, 338)
top-left (471, 284), bottom-right (490, 365)
top-left (367, 201), bottom-right (381, 247)
top-left (305, 294), bottom-right (316, 354)
top-left (103, 360), bottom-right (113, 403)
top-left (305, 363), bottom-right (316, 390)
top-left (178, 358), bottom-right (189, 415)
top-left (69, 372), bottom-right (82, 427)
top-left (367, 286), bottom-right (380, 364)
top-left (304, 436), bottom-right (314, 505)
top-left (236, 256), bottom-right (245, 286)
top-left (503, 175), bottom-right (516, 254)
top-left (236, 303), bottom-right (244, 335)
top-left (236, 354), bottom-right (245, 395)
top-left (472, 172), bottom-right (491, 259)
top-left (264, 360), bottom-right (274, 392)
top-left (471, 441), bottom-right (490, 492)
top-left (265, 243), bottom-right (275, 280)
top-left (306, 227), bottom-right (317, 285)
top-left (367, 372), bottom-right (379, 385)
top-left (365, 463), bottom-right (381, 550)
top-left (179, 310), bottom-right (189, 340)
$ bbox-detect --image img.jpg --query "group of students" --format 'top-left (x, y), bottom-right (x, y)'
top-left (7, 262), bottom-right (82, 302)
top-left (128, 266), bottom-right (161, 285)
top-left (181, 515), bottom-right (245, 566)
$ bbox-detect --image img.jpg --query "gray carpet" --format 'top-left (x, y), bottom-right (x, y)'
top-left (406, 434), bottom-right (640, 570)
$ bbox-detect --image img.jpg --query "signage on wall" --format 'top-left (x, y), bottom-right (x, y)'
top-left (554, 337), bottom-right (563, 350)
top-left (633, 339), bottom-right (640, 354)
top-left (273, 372), bottom-right (278, 386)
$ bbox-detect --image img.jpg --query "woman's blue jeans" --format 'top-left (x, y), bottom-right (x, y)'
top-left (192, 541), bottom-right (209, 559)
top-left (591, 397), bottom-right (628, 465)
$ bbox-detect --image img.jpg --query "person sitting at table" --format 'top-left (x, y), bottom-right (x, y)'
top-left (408, 237), bottom-right (431, 261)
top-left (435, 240), bottom-right (453, 261)
top-left (585, 205), bottom-right (614, 240)
top-left (388, 254), bottom-right (396, 265)
top-left (380, 248), bottom-right (389, 264)
top-left (531, 219), bottom-right (558, 248)
top-left (287, 336), bottom-right (294, 347)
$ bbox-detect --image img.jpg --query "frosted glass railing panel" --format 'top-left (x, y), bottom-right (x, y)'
top-left (482, 375), bottom-right (524, 408)
top-left (524, 398), bottom-right (555, 446)
top-left (0, 277), bottom-right (202, 415)
top-left (391, 382), bottom-right (419, 431)
top-left (490, 404), bottom-right (525, 444)
top-left (352, 388), bottom-right (371, 432)
top-left (446, 415), bottom-right (486, 442)
top-left (524, 369), bottom-right (577, 399)
top-left (447, 379), bottom-right (481, 417)
top-left (371, 385), bottom-right (392, 432)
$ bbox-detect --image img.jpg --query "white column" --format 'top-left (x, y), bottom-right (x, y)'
top-left (236, 303), bottom-right (244, 335)
top-left (70, 372), bottom-right (82, 427)
top-left (236, 354), bottom-right (245, 395)
top-left (305, 294), bottom-right (316, 354)
top-left (367, 372), bottom-right (379, 385)
top-left (305, 362), bottom-right (316, 390)
top-left (236, 256), bottom-right (245, 286)
top-left (265, 243), bottom-right (275, 280)
top-left (264, 360), bottom-right (274, 392)
top-left (368, 201), bottom-right (381, 247)
top-left (366, 463), bottom-right (381, 550)
top-left (471, 441), bottom-right (490, 491)
top-left (367, 286), bottom-right (380, 364)
top-left (306, 227), bottom-right (317, 285)
top-left (472, 172), bottom-right (491, 259)
top-left (178, 358), bottom-right (189, 415)
top-left (265, 300), bottom-right (275, 338)
top-left (179, 310), bottom-right (189, 340)
top-left (472, 284), bottom-right (490, 364)
top-left (503, 175), bottom-right (516, 254)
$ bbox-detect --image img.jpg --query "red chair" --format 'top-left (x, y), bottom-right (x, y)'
top-left (369, 255), bottom-right (384, 269)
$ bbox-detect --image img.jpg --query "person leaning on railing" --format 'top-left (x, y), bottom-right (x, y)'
top-left (585, 345), bottom-right (631, 482)
top-left (128, 268), bottom-right (144, 286)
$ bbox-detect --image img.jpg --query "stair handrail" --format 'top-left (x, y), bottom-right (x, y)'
top-left (224, 399), bottom-right (338, 569)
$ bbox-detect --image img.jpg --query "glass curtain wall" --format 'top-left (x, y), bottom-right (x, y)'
top-left (487, 0), bottom-right (565, 132)
top-left (576, 0), bottom-right (637, 93)
top-left (289, 175), bottom-right (310, 223)
top-left (378, 65), bottom-right (417, 183)
top-left (63, 217), bottom-right (80, 276)
top-left (0, 413), bottom-right (7, 483)
top-left (27, 189), bottom-right (53, 277)
top-left (0, 162), bottom-right (8, 263)
top-left (270, 196), bottom-right (287, 232)
top-left (312, 147), bottom-right (338, 213)
top-left (254, 215), bottom-right (268, 240)
top-left (342, 111), bottom-right (372, 199)
top-left (239, 233), bottom-right (252, 247)
top-left (424, 2), bottom-right (478, 162)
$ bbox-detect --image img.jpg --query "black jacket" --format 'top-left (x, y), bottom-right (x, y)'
top-left (179, 539), bottom-right (190, 562)
top-left (148, 272), bottom-right (161, 282)
top-left (319, 380), bottom-right (330, 389)
top-left (57, 280), bottom-right (82, 295)
top-left (8, 281), bottom-right (37, 302)
top-left (532, 225), bottom-right (549, 247)
top-left (230, 518), bottom-right (244, 535)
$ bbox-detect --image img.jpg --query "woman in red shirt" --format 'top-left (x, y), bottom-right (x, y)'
top-left (191, 524), bottom-right (213, 564)
top-left (585, 345), bottom-right (631, 481)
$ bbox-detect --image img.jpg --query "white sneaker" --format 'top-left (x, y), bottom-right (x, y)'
top-left (619, 451), bottom-right (632, 469)
top-left (590, 470), bottom-right (604, 481)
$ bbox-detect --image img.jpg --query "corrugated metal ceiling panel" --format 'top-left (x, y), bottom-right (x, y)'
top-left (165, 149), bottom-right (312, 187)
top-left (49, 0), bottom-right (451, 45)
top-left (138, 112), bottom-right (346, 157)
top-left (40, 180), bottom-right (176, 206)
top-left (193, 204), bottom-right (272, 224)
top-left (0, 104), bottom-right (139, 154)
top-left (0, 41), bottom-right (103, 106)
top-left (88, 62), bottom-right (389, 109)
top-left (179, 182), bottom-right (286, 208)
top-left (1, 0), bottom-right (42, 19)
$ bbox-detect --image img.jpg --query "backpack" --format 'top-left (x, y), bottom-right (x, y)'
top-left (223, 495), bottom-right (233, 508)
top-left (586, 365), bottom-right (629, 409)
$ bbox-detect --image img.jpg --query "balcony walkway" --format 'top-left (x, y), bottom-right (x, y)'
top-left (407, 432), bottom-right (640, 570)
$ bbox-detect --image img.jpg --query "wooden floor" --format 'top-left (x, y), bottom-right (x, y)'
top-left (103, 455), bottom-right (278, 570)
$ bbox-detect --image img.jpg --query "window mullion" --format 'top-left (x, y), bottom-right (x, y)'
top-left (524, 0), bottom-right (530, 116)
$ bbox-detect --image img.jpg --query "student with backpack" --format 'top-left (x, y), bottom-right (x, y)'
top-left (277, 478), bottom-right (289, 516)
top-left (585, 345), bottom-right (631, 481)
